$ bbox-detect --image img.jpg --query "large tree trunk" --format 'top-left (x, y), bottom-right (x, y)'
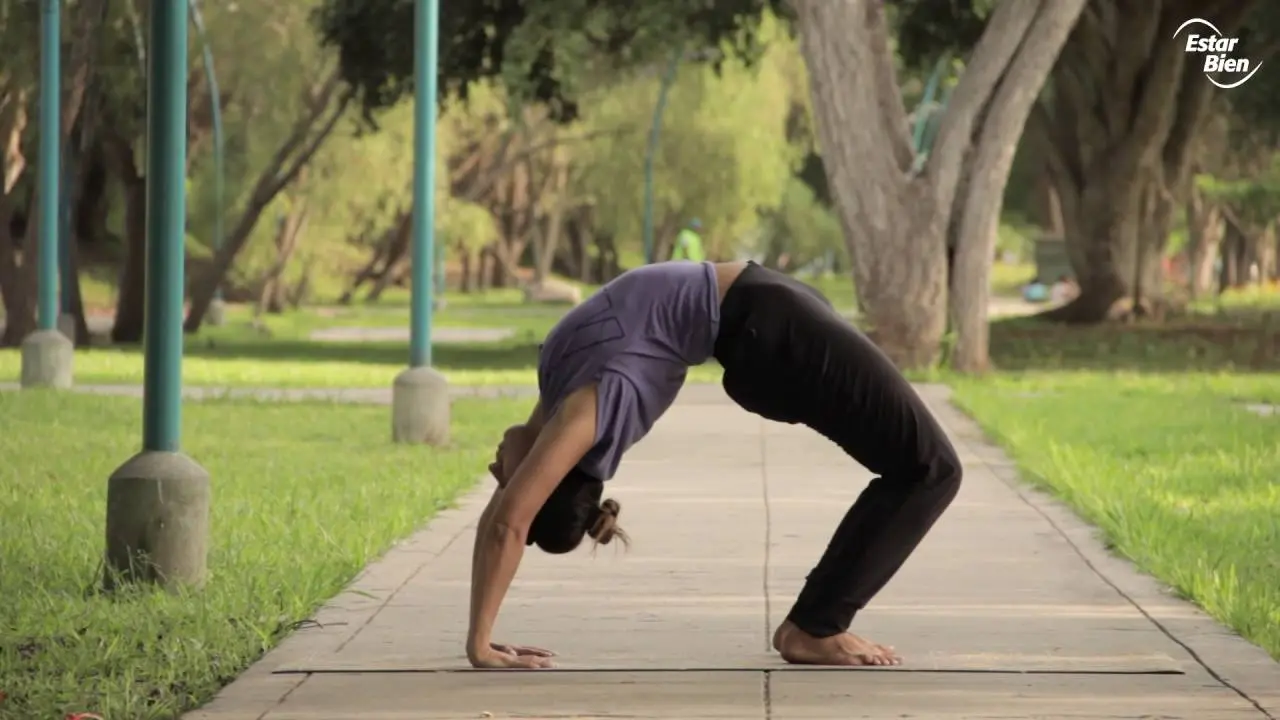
top-left (364, 213), bottom-right (412, 303)
top-left (949, 0), bottom-right (1087, 373)
top-left (1037, 1), bottom-right (1254, 323)
top-left (1218, 220), bottom-right (1242, 291)
top-left (794, 0), bottom-right (941, 368)
top-left (1032, 167), bottom-right (1065, 236)
top-left (459, 247), bottom-right (476, 293)
top-left (1256, 222), bottom-right (1277, 283)
top-left (532, 161), bottom-right (570, 283)
top-left (796, 0), bottom-right (1079, 369)
top-left (258, 198), bottom-right (310, 316)
top-left (62, 182), bottom-right (92, 345)
top-left (0, 89), bottom-right (30, 346)
top-left (339, 210), bottom-right (407, 304)
top-left (1130, 177), bottom-right (1177, 316)
top-left (111, 137), bottom-right (148, 344)
top-left (1186, 190), bottom-right (1223, 299)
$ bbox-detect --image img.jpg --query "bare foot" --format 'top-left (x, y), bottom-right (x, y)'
top-left (772, 620), bottom-right (901, 666)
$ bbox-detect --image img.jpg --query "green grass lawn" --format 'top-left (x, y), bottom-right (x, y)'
top-left (0, 391), bottom-right (523, 719)
top-left (955, 297), bottom-right (1280, 660)
top-left (5, 295), bottom-right (1275, 387)
top-left (0, 294), bottom-right (734, 388)
top-left (984, 313), bottom-right (1280, 373)
top-left (951, 372), bottom-right (1280, 660)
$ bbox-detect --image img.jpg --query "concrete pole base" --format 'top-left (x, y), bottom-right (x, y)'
top-left (104, 450), bottom-right (212, 591)
top-left (391, 365), bottom-right (451, 445)
top-left (57, 313), bottom-right (77, 342)
top-left (20, 329), bottom-right (74, 389)
top-left (205, 297), bottom-right (227, 327)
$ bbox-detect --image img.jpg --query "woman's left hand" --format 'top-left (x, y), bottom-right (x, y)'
top-left (468, 643), bottom-right (555, 669)
top-left (491, 642), bottom-right (555, 658)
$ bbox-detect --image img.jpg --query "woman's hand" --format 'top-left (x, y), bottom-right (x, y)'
top-left (491, 642), bottom-right (555, 658)
top-left (469, 643), bottom-right (556, 669)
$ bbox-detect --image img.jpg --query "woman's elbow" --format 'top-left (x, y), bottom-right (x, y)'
top-left (489, 519), bottom-right (528, 546)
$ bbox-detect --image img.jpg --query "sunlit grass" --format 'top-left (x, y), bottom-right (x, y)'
top-left (0, 391), bottom-right (523, 719)
top-left (951, 372), bottom-right (1280, 659)
top-left (1189, 281), bottom-right (1280, 315)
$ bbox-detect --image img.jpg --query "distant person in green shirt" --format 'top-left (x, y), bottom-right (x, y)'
top-left (671, 218), bottom-right (706, 262)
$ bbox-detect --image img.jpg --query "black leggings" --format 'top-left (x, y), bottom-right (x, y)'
top-left (713, 262), bottom-right (962, 638)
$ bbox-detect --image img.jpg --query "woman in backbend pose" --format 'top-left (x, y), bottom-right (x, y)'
top-left (467, 260), bottom-right (963, 669)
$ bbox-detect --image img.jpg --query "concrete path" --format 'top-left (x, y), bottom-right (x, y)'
top-left (186, 384), bottom-right (1278, 719)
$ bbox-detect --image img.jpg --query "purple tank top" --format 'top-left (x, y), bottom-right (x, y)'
top-left (537, 261), bottom-right (721, 480)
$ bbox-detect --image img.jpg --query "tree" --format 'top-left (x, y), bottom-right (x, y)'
top-left (0, 0), bottom-right (38, 344)
top-left (315, 0), bottom-right (786, 123)
top-left (182, 0), bottom-right (354, 333)
top-left (1036, 0), bottom-right (1267, 321)
top-left (571, 14), bottom-right (798, 264)
top-left (755, 176), bottom-right (847, 272)
top-left (899, 0), bottom-right (1276, 323)
top-left (316, 0), bottom-right (1085, 369)
top-left (795, 0), bottom-right (1086, 370)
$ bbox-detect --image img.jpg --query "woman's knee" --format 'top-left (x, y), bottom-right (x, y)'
top-left (927, 438), bottom-right (963, 496)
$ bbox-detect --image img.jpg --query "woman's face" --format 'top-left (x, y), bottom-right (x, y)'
top-left (490, 424), bottom-right (536, 487)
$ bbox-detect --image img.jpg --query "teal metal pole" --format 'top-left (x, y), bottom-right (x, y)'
top-left (37, 0), bottom-right (61, 332)
top-left (142, 1), bottom-right (189, 452)
top-left (641, 46), bottom-right (684, 266)
top-left (409, 0), bottom-right (439, 368)
top-left (188, 0), bottom-right (225, 302)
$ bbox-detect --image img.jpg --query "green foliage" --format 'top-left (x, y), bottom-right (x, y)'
top-left (440, 197), bottom-right (502, 253)
top-left (755, 176), bottom-right (847, 270)
top-left (891, 0), bottom-right (989, 70)
top-left (313, 0), bottom-right (788, 122)
top-left (1198, 162), bottom-right (1280, 227)
top-left (0, 0), bottom-right (37, 82)
top-left (570, 13), bottom-right (799, 258)
top-left (1221, 1), bottom-right (1280, 135)
top-left (995, 216), bottom-right (1036, 260)
top-left (185, 0), bottom-right (337, 272)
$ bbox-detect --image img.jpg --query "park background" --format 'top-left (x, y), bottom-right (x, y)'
top-left (1, 0), bottom-right (1278, 718)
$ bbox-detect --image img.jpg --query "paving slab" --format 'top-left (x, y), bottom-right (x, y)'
top-left (1243, 402), bottom-right (1277, 417)
top-left (186, 383), bottom-right (1279, 720)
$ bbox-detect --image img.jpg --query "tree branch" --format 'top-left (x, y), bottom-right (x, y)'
top-left (925, 0), bottom-right (1042, 214)
top-left (1113, 15), bottom-right (1187, 174)
top-left (1102, 0), bottom-right (1161, 140)
top-left (260, 90), bottom-right (353, 203)
top-left (792, 0), bottom-right (902, 191)
top-left (864, 0), bottom-right (914, 171)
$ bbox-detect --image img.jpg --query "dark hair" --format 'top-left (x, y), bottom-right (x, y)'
top-left (526, 467), bottom-right (628, 554)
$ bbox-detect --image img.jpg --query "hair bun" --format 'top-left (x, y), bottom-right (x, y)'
top-left (588, 498), bottom-right (624, 546)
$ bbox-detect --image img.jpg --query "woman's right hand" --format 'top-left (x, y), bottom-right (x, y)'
top-left (468, 643), bottom-right (555, 669)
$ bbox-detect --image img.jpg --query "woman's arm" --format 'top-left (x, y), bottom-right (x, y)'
top-left (466, 384), bottom-right (598, 665)
top-left (524, 399), bottom-right (546, 434)
top-left (469, 488), bottom-right (502, 605)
